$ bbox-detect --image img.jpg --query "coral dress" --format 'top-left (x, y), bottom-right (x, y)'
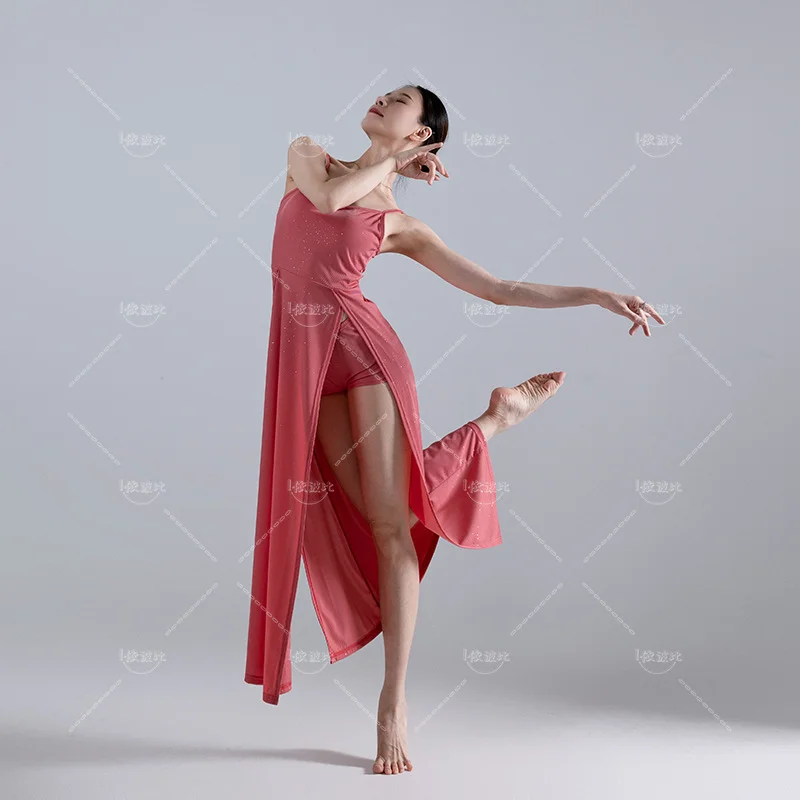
top-left (244, 152), bottom-right (503, 704)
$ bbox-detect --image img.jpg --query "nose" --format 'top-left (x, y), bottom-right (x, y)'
top-left (375, 96), bottom-right (387, 107)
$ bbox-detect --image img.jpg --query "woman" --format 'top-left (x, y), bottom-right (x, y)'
top-left (245, 84), bottom-right (664, 776)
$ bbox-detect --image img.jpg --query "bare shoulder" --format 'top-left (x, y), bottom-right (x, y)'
top-left (287, 135), bottom-right (327, 161)
top-left (284, 136), bottom-right (328, 195)
top-left (383, 212), bottom-right (441, 257)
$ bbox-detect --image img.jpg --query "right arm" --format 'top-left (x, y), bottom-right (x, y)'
top-left (287, 136), bottom-right (394, 213)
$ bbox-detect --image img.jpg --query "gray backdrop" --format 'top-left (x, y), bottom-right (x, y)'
top-left (4, 0), bottom-right (798, 796)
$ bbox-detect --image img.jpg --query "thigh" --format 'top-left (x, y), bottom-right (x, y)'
top-left (346, 381), bottom-right (412, 535)
top-left (316, 392), bottom-right (367, 518)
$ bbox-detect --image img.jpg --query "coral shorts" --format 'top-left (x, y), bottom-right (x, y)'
top-left (320, 315), bottom-right (388, 396)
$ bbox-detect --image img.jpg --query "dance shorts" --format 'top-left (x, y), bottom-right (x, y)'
top-left (320, 315), bottom-right (388, 396)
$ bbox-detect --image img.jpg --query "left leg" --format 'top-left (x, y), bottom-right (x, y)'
top-left (347, 379), bottom-right (417, 775)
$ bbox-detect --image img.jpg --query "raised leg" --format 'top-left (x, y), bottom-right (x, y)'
top-left (317, 368), bottom-right (568, 532)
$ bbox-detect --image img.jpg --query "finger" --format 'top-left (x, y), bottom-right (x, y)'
top-left (418, 144), bottom-right (440, 157)
top-left (624, 307), bottom-right (640, 326)
top-left (430, 154), bottom-right (449, 177)
top-left (426, 150), bottom-right (447, 176)
top-left (419, 157), bottom-right (432, 183)
top-left (420, 145), bottom-right (448, 177)
top-left (423, 155), bottom-right (435, 185)
top-left (643, 303), bottom-right (665, 325)
top-left (624, 307), bottom-right (644, 335)
top-left (628, 305), bottom-right (648, 334)
top-left (631, 298), bottom-right (650, 335)
top-left (639, 308), bottom-right (651, 336)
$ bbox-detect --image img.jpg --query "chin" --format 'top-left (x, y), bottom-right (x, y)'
top-left (362, 114), bottom-right (383, 130)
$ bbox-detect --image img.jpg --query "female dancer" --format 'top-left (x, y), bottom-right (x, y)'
top-left (245, 84), bottom-right (664, 776)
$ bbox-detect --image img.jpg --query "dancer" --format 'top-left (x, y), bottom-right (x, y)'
top-left (244, 84), bottom-right (664, 776)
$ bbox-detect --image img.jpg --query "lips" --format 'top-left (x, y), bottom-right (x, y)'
top-left (369, 108), bottom-right (383, 116)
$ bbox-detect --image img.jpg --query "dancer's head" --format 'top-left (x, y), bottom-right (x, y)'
top-left (361, 84), bottom-right (449, 162)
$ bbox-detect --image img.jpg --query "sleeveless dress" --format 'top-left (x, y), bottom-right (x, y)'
top-left (244, 151), bottom-right (503, 704)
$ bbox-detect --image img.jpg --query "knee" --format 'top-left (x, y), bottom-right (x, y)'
top-left (367, 516), bottom-right (411, 550)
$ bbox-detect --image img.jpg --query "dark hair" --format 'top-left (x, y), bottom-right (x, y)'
top-left (395, 84), bottom-right (449, 188)
top-left (413, 84), bottom-right (449, 159)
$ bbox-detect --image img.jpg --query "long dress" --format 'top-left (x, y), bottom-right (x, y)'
top-left (244, 152), bottom-right (503, 704)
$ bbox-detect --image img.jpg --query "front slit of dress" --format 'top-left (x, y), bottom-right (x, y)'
top-left (298, 300), bottom-right (503, 680)
top-left (246, 175), bottom-right (504, 705)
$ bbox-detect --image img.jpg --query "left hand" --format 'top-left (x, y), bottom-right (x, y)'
top-left (394, 143), bottom-right (448, 185)
top-left (595, 290), bottom-right (665, 337)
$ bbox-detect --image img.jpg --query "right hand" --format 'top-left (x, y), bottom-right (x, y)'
top-left (393, 143), bottom-right (449, 185)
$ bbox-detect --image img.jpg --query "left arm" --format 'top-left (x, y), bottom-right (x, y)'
top-left (396, 216), bottom-right (599, 309)
top-left (396, 217), bottom-right (662, 335)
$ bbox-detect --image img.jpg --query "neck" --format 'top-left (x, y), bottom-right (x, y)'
top-left (355, 142), bottom-right (402, 193)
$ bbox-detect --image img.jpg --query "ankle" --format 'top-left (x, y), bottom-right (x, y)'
top-left (473, 412), bottom-right (503, 441)
top-left (379, 687), bottom-right (406, 708)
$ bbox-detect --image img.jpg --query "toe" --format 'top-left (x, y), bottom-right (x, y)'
top-left (373, 757), bottom-right (385, 774)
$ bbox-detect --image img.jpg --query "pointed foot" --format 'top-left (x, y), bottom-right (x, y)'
top-left (485, 371), bottom-right (566, 435)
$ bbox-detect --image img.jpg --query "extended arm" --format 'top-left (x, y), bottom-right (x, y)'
top-left (397, 217), bottom-right (599, 309)
top-left (287, 137), bottom-right (395, 213)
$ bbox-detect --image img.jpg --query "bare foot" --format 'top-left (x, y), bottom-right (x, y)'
top-left (372, 693), bottom-right (413, 775)
top-left (406, 371), bottom-right (567, 529)
top-left (478, 371), bottom-right (566, 439)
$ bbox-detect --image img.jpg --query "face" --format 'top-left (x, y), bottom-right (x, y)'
top-left (362, 86), bottom-right (431, 146)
